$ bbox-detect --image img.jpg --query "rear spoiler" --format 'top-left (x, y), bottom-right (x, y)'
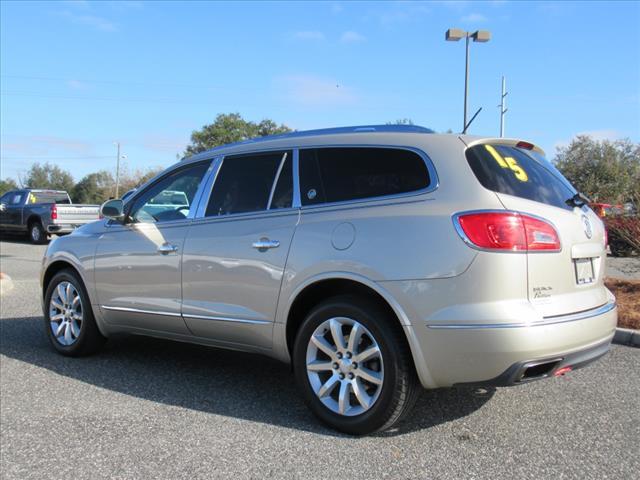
top-left (458, 137), bottom-right (546, 157)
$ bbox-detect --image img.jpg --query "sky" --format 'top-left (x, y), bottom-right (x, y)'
top-left (1, 0), bottom-right (639, 182)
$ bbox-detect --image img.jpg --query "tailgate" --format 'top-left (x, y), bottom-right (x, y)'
top-left (465, 140), bottom-right (608, 317)
top-left (55, 205), bottom-right (100, 224)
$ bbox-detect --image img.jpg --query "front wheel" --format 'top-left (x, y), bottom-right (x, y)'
top-left (293, 295), bottom-right (419, 435)
top-left (44, 269), bottom-right (106, 356)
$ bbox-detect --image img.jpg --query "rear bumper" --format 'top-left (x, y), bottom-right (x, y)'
top-left (404, 300), bottom-right (617, 388)
top-left (453, 337), bottom-right (611, 387)
top-left (47, 224), bottom-right (76, 234)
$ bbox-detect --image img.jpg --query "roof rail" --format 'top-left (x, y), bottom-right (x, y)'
top-left (191, 124), bottom-right (435, 157)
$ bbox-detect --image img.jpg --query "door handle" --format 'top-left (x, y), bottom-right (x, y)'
top-left (157, 243), bottom-right (178, 255)
top-left (252, 238), bottom-right (280, 251)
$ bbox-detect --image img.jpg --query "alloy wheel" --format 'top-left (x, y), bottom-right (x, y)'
top-left (306, 317), bottom-right (384, 416)
top-left (49, 281), bottom-right (83, 346)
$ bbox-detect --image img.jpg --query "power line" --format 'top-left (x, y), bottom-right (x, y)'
top-left (0, 74), bottom-right (230, 91)
top-left (0, 156), bottom-right (114, 160)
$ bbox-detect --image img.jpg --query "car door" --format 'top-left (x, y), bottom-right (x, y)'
top-left (1, 191), bottom-right (26, 231)
top-left (181, 150), bottom-right (298, 349)
top-left (94, 160), bottom-right (212, 334)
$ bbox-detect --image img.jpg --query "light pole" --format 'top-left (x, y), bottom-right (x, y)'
top-left (445, 28), bottom-right (491, 134)
top-left (113, 142), bottom-right (126, 198)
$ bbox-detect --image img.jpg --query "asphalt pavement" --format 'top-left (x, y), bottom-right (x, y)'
top-left (1, 237), bottom-right (639, 480)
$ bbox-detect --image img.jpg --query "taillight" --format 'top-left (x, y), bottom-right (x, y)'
top-left (50, 204), bottom-right (58, 220)
top-left (454, 211), bottom-right (561, 252)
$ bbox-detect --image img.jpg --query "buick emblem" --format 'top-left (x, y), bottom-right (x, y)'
top-left (581, 215), bottom-right (593, 239)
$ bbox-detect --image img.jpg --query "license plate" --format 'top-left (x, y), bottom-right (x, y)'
top-left (574, 258), bottom-right (595, 285)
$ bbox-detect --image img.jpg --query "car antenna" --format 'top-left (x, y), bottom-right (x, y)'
top-left (462, 106), bottom-right (482, 134)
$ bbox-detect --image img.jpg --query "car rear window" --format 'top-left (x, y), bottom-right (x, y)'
top-left (299, 147), bottom-right (430, 206)
top-left (466, 144), bottom-right (576, 211)
top-left (27, 192), bottom-right (71, 204)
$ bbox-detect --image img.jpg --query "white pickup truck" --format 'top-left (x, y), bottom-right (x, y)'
top-left (0, 189), bottom-right (100, 244)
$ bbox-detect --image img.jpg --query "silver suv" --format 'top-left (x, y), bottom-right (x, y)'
top-left (41, 125), bottom-right (617, 434)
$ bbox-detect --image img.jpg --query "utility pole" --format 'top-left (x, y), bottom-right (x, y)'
top-left (499, 76), bottom-right (508, 138)
top-left (115, 142), bottom-right (121, 198)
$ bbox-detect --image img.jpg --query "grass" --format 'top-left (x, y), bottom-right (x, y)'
top-left (605, 278), bottom-right (640, 330)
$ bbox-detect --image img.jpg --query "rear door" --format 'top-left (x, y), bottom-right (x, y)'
top-left (1, 191), bottom-right (27, 231)
top-left (465, 141), bottom-right (608, 317)
top-left (181, 150), bottom-right (297, 349)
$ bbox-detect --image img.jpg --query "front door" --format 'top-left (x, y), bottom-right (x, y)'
top-left (94, 160), bottom-right (211, 334)
top-left (181, 150), bottom-right (297, 349)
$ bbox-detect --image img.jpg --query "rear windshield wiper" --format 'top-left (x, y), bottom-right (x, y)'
top-left (566, 192), bottom-right (590, 208)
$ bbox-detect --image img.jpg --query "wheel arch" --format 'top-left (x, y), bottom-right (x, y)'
top-left (281, 273), bottom-right (436, 388)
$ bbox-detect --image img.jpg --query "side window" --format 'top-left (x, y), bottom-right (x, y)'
top-left (128, 161), bottom-right (209, 224)
top-left (206, 151), bottom-right (290, 216)
top-left (11, 193), bottom-right (24, 205)
top-left (299, 147), bottom-right (430, 205)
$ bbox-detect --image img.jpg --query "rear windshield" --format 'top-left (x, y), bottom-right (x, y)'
top-left (466, 144), bottom-right (576, 211)
top-left (26, 192), bottom-right (71, 204)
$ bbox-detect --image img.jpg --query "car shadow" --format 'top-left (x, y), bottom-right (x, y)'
top-left (0, 315), bottom-right (494, 437)
top-left (0, 234), bottom-right (48, 245)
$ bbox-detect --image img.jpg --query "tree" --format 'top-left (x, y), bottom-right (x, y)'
top-left (184, 113), bottom-right (292, 156)
top-left (118, 166), bottom-right (164, 195)
top-left (73, 170), bottom-right (114, 204)
top-left (554, 136), bottom-right (640, 203)
top-left (0, 178), bottom-right (18, 196)
top-left (386, 118), bottom-right (414, 125)
top-left (22, 163), bottom-right (75, 193)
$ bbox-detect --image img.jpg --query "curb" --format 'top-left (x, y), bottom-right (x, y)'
top-left (0, 272), bottom-right (14, 296)
top-left (613, 327), bottom-right (640, 348)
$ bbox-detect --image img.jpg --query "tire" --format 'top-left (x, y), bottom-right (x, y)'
top-left (29, 221), bottom-right (47, 245)
top-left (43, 269), bottom-right (106, 356)
top-left (293, 295), bottom-right (420, 435)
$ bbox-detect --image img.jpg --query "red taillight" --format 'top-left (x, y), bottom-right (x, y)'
top-left (50, 204), bottom-right (58, 220)
top-left (455, 211), bottom-right (560, 252)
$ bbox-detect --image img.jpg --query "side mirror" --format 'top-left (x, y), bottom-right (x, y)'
top-left (100, 199), bottom-right (125, 221)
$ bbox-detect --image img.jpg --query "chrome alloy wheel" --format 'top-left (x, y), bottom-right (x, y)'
top-left (306, 317), bottom-right (384, 416)
top-left (49, 281), bottom-right (83, 346)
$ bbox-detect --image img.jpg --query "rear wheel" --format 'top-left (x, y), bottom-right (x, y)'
top-left (44, 269), bottom-right (106, 356)
top-left (293, 295), bottom-right (419, 435)
top-left (29, 221), bottom-right (47, 244)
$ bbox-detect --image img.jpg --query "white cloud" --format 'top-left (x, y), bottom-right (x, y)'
top-left (60, 11), bottom-right (117, 32)
top-left (275, 74), bottom-right (357, 107)
top-left (293, 31), bottom-right (325, 41)
top-left (340, 31), bottom-right (366, 43)
top-left (331, 2), bottom-right (343, 14)
top-left (67, 79), bottom-right (88, 90)
top-left (461, 13), bottom-right (488, 23)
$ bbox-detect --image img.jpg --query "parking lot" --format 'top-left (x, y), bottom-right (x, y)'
top-left (1, 237), bottom-right (639, 480)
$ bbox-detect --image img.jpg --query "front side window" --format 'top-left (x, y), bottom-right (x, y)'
top-left (299, 147), bottom-right (431, 206)
top-left (206, 151), bottom-right (291, 216)
top-left (128, 161), bottom-right (209, 223)
top-left (10, 193), bottom-right (24, 205)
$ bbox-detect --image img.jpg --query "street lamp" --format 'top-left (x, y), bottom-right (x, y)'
top-left (445, 28), bottom-right (491, 134)
top-left (113, 142), bottom-right (127, 198)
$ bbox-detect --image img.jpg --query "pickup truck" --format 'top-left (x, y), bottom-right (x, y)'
top-left (0, 189), bottom-right (100, 244)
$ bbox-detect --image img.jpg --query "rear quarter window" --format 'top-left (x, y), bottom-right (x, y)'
top-left (466, 144), bottom-right (576, 211)
top-left (299, 147), bottom-right (430, 205)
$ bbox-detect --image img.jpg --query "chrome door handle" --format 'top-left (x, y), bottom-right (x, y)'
top-left (157, 243), bottom-right (178, 255)
top-left (252, 238), bottom-right (280, 251)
